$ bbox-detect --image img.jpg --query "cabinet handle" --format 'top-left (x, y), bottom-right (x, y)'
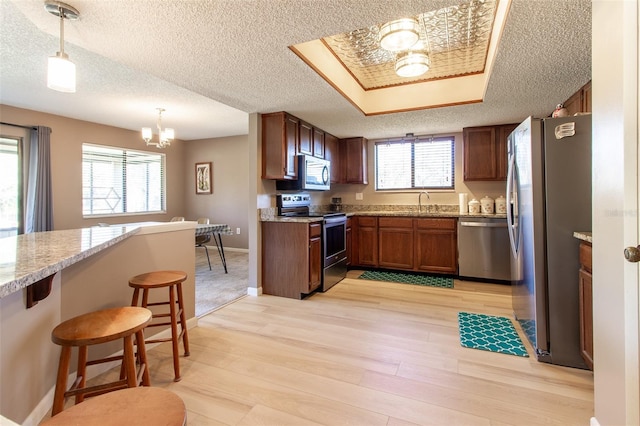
top-left (624, 246), bottom-right (640, 263)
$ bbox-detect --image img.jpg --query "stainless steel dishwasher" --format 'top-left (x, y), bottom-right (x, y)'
top-left (458, 217), bottom-right (511, 281)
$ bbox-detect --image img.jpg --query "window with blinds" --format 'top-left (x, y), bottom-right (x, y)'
top-left (82, 144), bottom-right (166, 216)
top-left (375, 136), bottom-right (455, 190)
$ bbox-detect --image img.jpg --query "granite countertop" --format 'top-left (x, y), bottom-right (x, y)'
top-left (260, 210), bottom-right (506, 222)
top-left (573, 231), bottom-right (592, 243)
top-left (0, 226), bottom-right (141, 299)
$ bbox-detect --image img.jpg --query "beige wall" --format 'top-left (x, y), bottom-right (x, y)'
top-left (0, 105), bottom-right (187, 230)
top-left (183, 135), bottom-right (249, 249)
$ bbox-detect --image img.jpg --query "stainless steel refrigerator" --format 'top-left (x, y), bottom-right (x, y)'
top-left (507, 114), bottom-right (591, 369)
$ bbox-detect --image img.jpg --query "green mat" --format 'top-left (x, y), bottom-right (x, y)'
top-left (458, 312), bottom-right (529, 357)
top-left (358, 270), bottom-right (453, 288)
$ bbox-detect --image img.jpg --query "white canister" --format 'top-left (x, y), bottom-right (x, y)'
top-left (468, 199), bottom-right (480, 214)
top-left (495, 196), bottom-right (507, 214)
top-left (481, 196), bottom-right (495, 214)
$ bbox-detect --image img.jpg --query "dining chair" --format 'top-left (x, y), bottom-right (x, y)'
top-left (195, 218), bottom-right (211, 270)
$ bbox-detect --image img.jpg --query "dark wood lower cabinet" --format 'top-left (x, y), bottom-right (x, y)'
top-left (262, 221), bottom-right (322, 299)
top-left (353, 216), bottom-right (457, 274)
top-left (346, 217), bottom-right (353, 266)
top-left (578, 241), bottom-right (593, 370)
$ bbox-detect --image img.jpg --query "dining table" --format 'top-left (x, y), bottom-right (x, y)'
top-left (195, 223), bottom-right (233, 273)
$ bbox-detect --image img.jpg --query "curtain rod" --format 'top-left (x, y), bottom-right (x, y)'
top-left (0, 121), bottom-right (37, 130)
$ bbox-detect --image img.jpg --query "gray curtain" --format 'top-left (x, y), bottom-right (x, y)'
top-left (25, 126), bottom-right (53, 233)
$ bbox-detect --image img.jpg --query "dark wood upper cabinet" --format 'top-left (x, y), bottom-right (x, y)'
top-left (298, 121), bottom-right (313, 156)
top-left (324, 132), bottom-right (340, 184)
top-left (261, 112), bottom-right (298, 180)
top-left (340, 137), bottom-right (368, 184)
top-left (463, 123), bottom-right (518, 181)
top-left (312, 127), bottom-right (325, 158)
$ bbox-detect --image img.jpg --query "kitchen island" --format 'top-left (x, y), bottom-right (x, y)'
top-left (0, 221), bottom-right (197, 425)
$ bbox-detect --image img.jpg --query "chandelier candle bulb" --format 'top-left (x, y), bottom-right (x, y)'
top-left (459, 193), bottom-right (468, 214)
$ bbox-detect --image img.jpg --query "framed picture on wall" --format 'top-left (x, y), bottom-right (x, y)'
top-left (195, 162), bottom-right (212, 194)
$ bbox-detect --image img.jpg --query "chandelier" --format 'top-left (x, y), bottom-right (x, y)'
top-left (45, 0), bottom-right (79, 93)
top-left (379, 17), bottom-right (430, 78)
top-left (142, 108), bottom-right (174, 148)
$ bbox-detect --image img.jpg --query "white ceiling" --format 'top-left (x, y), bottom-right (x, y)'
top-left (0, 0), bottom-right (591, 141)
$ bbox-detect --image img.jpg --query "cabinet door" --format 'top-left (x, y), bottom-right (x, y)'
top-left (582, 80), bottom-right (592, 113)
top-left (355, 216), bottom-right (377, 267)
top-left (262, 112), bottom-right (298, 179)
top-left (299, 121), bottom-right (313, 156)
top-left (309, 234), bottom-right (322, 292)
top-left (313, 128), bottom-right (325, 158)
top-left (346, 218), bottom-right (352, 266)
top-left (579, 268), bottom-right (593, 370)
top-left (284, 115), bottom-right (299, 178)
top-left (324, 133), bottom-right (340, 184)
top-left (414, 219), bottom-right (457, 273)
top-left (342, 137), bottom-right (368, 184)
top-left (463, 127), bottom-right (497, 181)
top-left (378, 217), bottom-right (413, 270)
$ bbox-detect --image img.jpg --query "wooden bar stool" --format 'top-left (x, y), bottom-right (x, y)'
top-left (51, 307), bottom-right (152, 416)
top-left (42, 387), bottom-right (187, 425)
top-left (129, 270), bottom-right (190, 382)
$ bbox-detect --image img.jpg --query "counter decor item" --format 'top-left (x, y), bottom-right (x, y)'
top-left (481, 196), bottom-right (495, 214)
top-left (495, 195), bottom-right (507, 214)
top-left (331, 197), bottom-right (342, 212)
top-left (459, 193), bottom-right (468, 214)
top-left (552, 103), bottom-right (569, 118)
top-left (468, 199), bottom-right (480, 214)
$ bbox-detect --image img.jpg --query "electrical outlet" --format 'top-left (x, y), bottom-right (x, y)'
top-left (355, 192), bottom-right (363, 200)
top-left (236, 227), bottom-right (241, 235)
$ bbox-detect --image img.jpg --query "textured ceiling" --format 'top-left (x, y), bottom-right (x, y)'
top-left (0, 0), bottom-right (591, 141)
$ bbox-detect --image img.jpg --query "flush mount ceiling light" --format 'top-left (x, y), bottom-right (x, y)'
top-left (395, 51), bottom-right (430, 78)
top-left (378, 18), bottom-right (420, 52)
top-left (142, 108), bottom-right (175, 148)
top-left (45, 0), bottom-right (79, 93)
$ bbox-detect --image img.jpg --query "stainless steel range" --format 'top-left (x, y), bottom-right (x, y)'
top-left (277, 193), bottom-right (347, 291)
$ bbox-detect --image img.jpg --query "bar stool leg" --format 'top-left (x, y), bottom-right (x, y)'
top-left (169, 285), bottom-right (181, 382)
top-left (75, 346), bottom-right (88, 404)
top-left (123, 334), bottom-right (138, 388)
top-left (135, 329), bottom-right (151, 386)
top-left (52, 346), bottom-right (72, 416)
top-left (176, 282), bottom-right (190, 356)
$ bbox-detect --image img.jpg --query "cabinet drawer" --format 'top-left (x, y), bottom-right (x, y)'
top-left (378, 217), bottom-right (413, 228)
top-left (415, 218), bottom-right (456, 230)
top-left (346, 217), bottom-right (352, 228)
top-left (309, 222), bottom-right (322, 238)
top-left (580, 242), bottom-right (592, 272)
top-left (357, 216), bottom-right (377, 227)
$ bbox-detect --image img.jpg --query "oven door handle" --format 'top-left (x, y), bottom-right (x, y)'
top-left (323, 216), bottom-right (346, 225)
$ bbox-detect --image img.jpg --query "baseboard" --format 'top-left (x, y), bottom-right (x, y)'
top-left (590, 417), bottom-right (601, 426)
top-left (24, 316), bottom-right (199, 426)
top-left (247, 286), bottom-right (262, 296)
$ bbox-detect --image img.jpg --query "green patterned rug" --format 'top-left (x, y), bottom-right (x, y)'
top-left (458, 312), bottom-right (529, 357)
top-left (358, 270), bottom-right (453, 288)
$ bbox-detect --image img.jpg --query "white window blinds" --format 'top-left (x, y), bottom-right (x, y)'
top-left (375, 136), bottom-right (454, 190)
top-left (82, 144), bottom-right (165, 216)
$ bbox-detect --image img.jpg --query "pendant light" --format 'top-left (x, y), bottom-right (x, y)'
top-left (45, 1), bottom-right (79, 93)
top-left (142, 108), bottom-right (175, 148)
top-left (379, 18), bottom-right (420, 52)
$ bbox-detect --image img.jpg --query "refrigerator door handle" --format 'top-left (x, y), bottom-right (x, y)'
top-left (506, 154), bottom-right (519, 258)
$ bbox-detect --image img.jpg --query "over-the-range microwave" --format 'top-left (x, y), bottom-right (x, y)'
top-left (276, 155), bottom-right (330, 191)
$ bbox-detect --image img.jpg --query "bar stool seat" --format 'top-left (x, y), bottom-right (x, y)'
top-left (51, 307), bottom-right (152, 416)
top-left (129, 270), bottom-right (190, 382)
top-left (41, 387), bottom-right (187, 425)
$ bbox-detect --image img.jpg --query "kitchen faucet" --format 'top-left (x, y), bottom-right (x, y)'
top-left (418, 191), bottom-right (430, 213)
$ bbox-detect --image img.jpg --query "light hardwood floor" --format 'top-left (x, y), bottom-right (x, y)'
top-left (80, 274), bottom-right (594, 425)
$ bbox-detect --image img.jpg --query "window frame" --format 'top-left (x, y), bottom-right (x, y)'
top-left (374, 135), bottom-right (455, 191)
top-left (82, 143), bottom-right (167, 218)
